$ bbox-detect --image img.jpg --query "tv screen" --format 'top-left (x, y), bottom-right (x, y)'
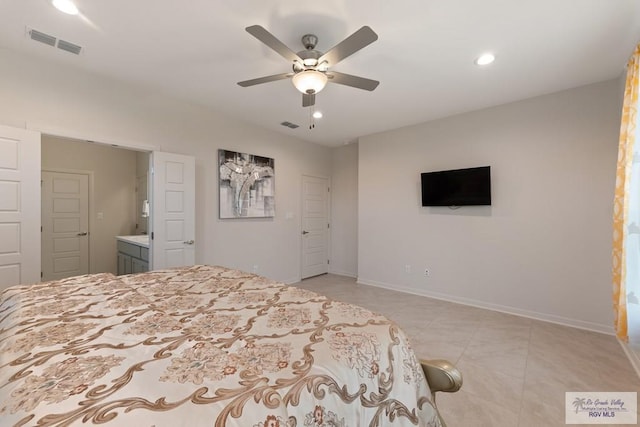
top-left (421, 166), bottom-right (491, 206)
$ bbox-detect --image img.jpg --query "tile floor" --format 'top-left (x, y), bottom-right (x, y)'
top-left (294, 274), bottom-right (640, 427)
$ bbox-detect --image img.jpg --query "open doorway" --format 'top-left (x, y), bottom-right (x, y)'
top-left (41, 135), bottom-right (150, 279)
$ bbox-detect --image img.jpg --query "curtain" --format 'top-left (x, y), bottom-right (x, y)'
top-left (613, 43), bottom-right (640, 342)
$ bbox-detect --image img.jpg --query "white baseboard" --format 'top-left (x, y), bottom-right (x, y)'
top-left (618, 340), bottom-right (640, 379)
top-left (328, 268), bottom-right (357, 278)
top-left (356, 276), bottom-right (614, 335)
top-left (283, 276), bottom-right (302, 285)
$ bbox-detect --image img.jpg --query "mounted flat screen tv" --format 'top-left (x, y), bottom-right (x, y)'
top-left (421, 166), bottom-right (491, 206)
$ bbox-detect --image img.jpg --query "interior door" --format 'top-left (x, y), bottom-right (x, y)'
top-left (0, 125), bottom-right (40, 291)
top-left (151, 151), bottom-right (195, 269)
top-left (301, 175), bottom-right (329, 279)
top-left (41, 171), bottom-right (89, 281)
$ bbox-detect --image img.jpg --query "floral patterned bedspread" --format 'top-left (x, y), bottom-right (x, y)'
top-left (0, 265), bottom-right (441, 426)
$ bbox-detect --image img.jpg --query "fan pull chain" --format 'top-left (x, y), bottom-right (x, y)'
top-left (309, 106), bottom-right (315, 129)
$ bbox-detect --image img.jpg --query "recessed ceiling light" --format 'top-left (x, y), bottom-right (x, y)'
top-left (52, 0), bottom-right (79, 15)
top-left (475, 53), bottom-right (495, 66)
top-left (312, 111), bottom-right (323, 119)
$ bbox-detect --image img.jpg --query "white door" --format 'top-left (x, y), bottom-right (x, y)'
top-left (0, 125), bottom-right (40, 290)
top-left (151, 152), bottom-right (195, 269)
top-left (301, 175), bottom-right (329, 279)
top-left (41, 171), bottom-right (89, 281)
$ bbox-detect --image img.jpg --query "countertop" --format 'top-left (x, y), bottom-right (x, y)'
top-left (115, 235), bottom-right (149, 248)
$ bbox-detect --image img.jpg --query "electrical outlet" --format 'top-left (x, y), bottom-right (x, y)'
top-left (405, 264), bottom-right (411, 274)
top-left (424, 269), bottom-right (430, 276)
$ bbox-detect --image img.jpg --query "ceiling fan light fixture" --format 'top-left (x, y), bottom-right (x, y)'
top-left (292, 70), bottom-right (328, 94)
top-left (52, 0), bottom-right (79, 15)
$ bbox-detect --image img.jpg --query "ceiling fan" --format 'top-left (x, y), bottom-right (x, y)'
top-left (237, 25), bottom-right (379, 107)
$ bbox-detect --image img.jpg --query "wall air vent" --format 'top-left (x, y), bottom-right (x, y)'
top-left (280, 121), bottom-right (299, 129)
top-left (57, 39), bottom-right (82, 55)
top-left (29, 29), bottom-right (56, 47)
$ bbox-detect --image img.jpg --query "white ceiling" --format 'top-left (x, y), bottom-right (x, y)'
top-left (1, 0), bottom-right (639, 147)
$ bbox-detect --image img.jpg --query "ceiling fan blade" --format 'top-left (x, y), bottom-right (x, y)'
top-left (326, 71), bottom-right (379, 91)
top-left (246, 25), bottom-right (302, 63)
top-left (302, 92), bottom-right (316, 107)
top-left (318, 26), bottom-right (378, 66)
top-left (237, 73), bottom-right (293, 87)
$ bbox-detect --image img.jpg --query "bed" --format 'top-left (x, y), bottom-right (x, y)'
top-left (0, 265), bottom-right (460, 426)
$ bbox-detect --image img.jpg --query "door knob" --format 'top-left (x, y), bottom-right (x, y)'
top-left (77, 232), bottom-right (88, 236)
top-left (302, 230), bottom-right (309, 235)
top-left (183, 240), bottom-right (195, 245)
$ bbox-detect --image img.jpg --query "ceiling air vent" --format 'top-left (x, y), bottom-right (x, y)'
top-left (27, 27), bottom-right (82, 55)
top-left (29, 29), bottom-right (56, 47)
top-left (280, 121), bottom-right (299, 129)
top-left (57, 39), bottom-right (82, 55)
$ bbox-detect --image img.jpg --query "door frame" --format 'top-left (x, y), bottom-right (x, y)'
top-left (27, 124), bottom-right (195, 278)
top-left (41, 168), bottom-right (94, 274)
top-left (300, 174), bottom-right (331, 279)
top-left (29, 124), bottom-right (158, 279)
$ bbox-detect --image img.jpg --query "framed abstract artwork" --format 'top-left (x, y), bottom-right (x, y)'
top-left (218, 149), bottom-right (275, 218)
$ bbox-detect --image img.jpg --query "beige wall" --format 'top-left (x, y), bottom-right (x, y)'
top-left (330, 143), bottom-right (358, 277)
top-left (0, 48), bottom-right (332, 284)
top-left (135, 151), bottom-right (150, 235)
top-left (358, 79), bottom-right (622, 333)
top-left (2, 46), bottom-right (624, 334)
top-left (42, 136), bottom-right (138, 274)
